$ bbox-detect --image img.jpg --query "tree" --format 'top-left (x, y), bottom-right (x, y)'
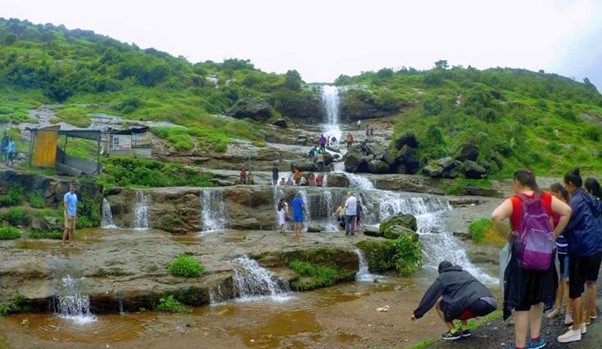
top-left (434, 60), bottom-right (448, 69)
top-left (283, 70), bottom-right (302, 91)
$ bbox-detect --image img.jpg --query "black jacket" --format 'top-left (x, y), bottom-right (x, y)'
top-left (413, 265), bottom-right (493, 319)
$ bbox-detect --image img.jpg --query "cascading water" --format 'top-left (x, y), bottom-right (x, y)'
top-left (101, 198), bottom-right (117, 229)
top-left (231, 256), bottom-right (290, 302)
top-left (54, 275), bottom-right (95, 324)
top-left (345, 172), bottom-right (375, 190)
top-left (200, 189), bottom-right (226, 233)
top-left (320, 86), bottom-right (342, 144)
top-left (132, 191), bottom-right (149, 230)
top-left (354, 249), bottom-right (378, 282)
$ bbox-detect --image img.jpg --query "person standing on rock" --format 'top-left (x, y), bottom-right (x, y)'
top-left (344, 192), bottom-right (357, 236)
top-left (291, 192), bottom-right (306, 239)
top-left (63, 183), bottom-right (78, 246)
top-left (0, 131), bottom-right (9, 163)
top-left (277, 198), bottom-right (289, 234)
top-left (239, 168), bottom-right (248, 185)
top-left (271, 163), bottom-right (279, 186)
top-left (411, 261), bottom-right (497, 341)
top-left (319, 134), bottom-right (327, 152)
top-left (345, 133), bottom-right (353, 148)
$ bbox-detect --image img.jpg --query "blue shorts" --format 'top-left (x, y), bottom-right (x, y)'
top-left (293, 214), bottom-right (304, 223)
top-left (558, 253), bottom-right (569, 280)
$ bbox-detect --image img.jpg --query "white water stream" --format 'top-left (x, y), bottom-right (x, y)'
top-left (54, 276), bottom-right (96, 324)
top-left (101, 198), bottom-right (117, 229)
top-left (132, 191), bottom-right (149, 231)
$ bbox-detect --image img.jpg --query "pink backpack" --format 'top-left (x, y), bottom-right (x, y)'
top-left (515, 193), bottom-right (555, 271)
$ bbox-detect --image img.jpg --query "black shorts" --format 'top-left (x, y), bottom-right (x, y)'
top-left (569, 254), bottom-right (602, 299)
top-left (442, 298), bottom-right (496, 322)
top-left (515, 269), bottom-right (546, 311)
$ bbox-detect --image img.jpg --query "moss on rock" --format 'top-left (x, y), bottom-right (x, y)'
top-left (355, 239), bottom-right (397, 272)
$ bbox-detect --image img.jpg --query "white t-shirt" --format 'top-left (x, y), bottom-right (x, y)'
top-left (345, 196), bottom-right (357, 216)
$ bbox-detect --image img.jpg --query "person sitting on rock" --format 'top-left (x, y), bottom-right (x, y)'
top-left (332, 202), bottom-right (346, 230)
top-left (239, 168), bottom-right (248, 184)
top-left (286, 177), bottom-right (294, 186)
top-left (309, 146), bottom-right (318, 158)
top-left (293, 168), bottom-right (302, 186)
top-left (411, 261), bottom-right (497, 341)
top-left (330, 136), bottom-right (337, 147)
top-left (279, 177), bottom-right (286, 186)
top-left (315, 174), bottom-right (324, 187)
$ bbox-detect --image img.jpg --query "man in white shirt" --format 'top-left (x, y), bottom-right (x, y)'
top-left (344, 192), bottom-right (357, 235)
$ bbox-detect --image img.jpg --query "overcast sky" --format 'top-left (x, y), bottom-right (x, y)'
top-left (2, 0), bottom-right (602, 91)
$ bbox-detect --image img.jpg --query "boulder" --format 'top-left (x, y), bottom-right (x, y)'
top-left (30, 216), bottom-right (62, 233)
top-left (325, 173), bottom-right (350, 188)
top-left (396, 145), bottom-right (420, 174)
top-left (362, 227), bottom-right (381, 237)
top-left (394, 131), bottom-right (419, 150)
top-left (368, 160), bottom-right (390, 174)
top-left (344, 148), bottom-right (370, 173)
top-left (384, 225), bottom-right (417, 240)
top-left (229, 97), bottom-right (272, 121)
top-left (382, 150), bottom-right (397, 166)
top-left (273, 119), bottom-right (288, 128)
top-left (422, 164), bottom-right (444, 178)
top-left (463, 160), bottom-right (487, 179)
top-left (380, 213), bottom-right (418, 234)
top-left (456, 144), bottom-right (480, 162)
top-left (437, 157), bottom-right (457, 171)
top-left (307, 223), bottom-right (321, 233)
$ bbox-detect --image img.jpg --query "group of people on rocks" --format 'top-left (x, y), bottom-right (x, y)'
top-left (411, 167), bottom-right (602, 349)
top-left (276, 191), bottom-right (364, 238)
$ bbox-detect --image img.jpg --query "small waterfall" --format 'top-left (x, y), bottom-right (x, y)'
top-left (132, 191), bottom-right (149, 230)
top-left (345, 172), bottom-right (375, 190)
top-left (231, 256), bottom-right (290, 302)
top-left (354, 249), bottom-right (377, 282)
top-left (101, 198), bottom-right (117, 229)
top-left (200, 189), bottom-right (226, 233)
top-left (55, 275), bottom-right (96, 324)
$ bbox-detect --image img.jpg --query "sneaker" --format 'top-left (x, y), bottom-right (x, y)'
top-left (546, 309), bottom-right (560, 319)
top-left (566, 323), bottom-right (586, 334)
top-left (441, 330), bottom-right (461, 341)
top-left (557, 328), bottom-right (581, 343)
top-left (461, 329), bottom-right (471, 338)
top-left (528, 337), bottom-right (547, 349)
top-left (564, 313), bottom-right (573, 326)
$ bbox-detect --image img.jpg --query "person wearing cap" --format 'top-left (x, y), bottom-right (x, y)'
top-left (411, 261), bottom-right (497, 341)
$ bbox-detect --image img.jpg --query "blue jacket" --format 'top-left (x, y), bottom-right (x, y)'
top-left (564, 188), bottom-right (602, 257)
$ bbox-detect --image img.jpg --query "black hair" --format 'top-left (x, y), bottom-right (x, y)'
top-left (438, 260), bottom-right (453, 274)
top-left (550, 183), bottom-right (569, 202)
top-left (585, 177), bottom-right (602, 199)
top-left (513, 168), bottom-right (539, 192)
top-left (563, 167), bottom-right (583, 188)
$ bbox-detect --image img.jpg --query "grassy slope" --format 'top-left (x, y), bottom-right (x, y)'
top-left (336, 67), bottom-right (602, 177)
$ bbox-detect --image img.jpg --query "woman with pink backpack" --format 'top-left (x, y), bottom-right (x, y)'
top-left (492, 168), bottom-right (572, 349)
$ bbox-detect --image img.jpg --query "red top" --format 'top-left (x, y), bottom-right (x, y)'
top-left (509, 191), bottom-right (553, 231)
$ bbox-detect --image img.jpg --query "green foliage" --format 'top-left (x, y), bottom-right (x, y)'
top-left (421, 96), bottom-right (443, 116)
top-left (355, 240), bottom-right (397, 272)
top-left (98, 158), bottom-right (214, 188)
top-left (151, 127), bottom-right (194, 151)
top-left (0, 186), bottom-right (23, 207)
top-left (0, 207), bottom-right (31, 226)
top-left (0, 226), bottom-right (22, 240)
top-left (468, 218), bottom-right (506, 246)
top-left (27, 193), bottom-right (45, 208)
top-left (168, 255), bottom-right (205, 277)
top-left (393, 234), bottom-right (423, 276)
top-left (55, 106), bottom-right (92, 127)
top-left (288, 260), bottom-right (356, 291)
top-left (0, 291), bottom-right (31, 316)
top-left (155, 295), bottom-right (188, 313)
top-left (76, 194), bottom-right (101, 229)
top-left (28, 230), bottom-right (63, 239)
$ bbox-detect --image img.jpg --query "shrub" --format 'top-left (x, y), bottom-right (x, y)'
top-left (27, 193), bottom-right (45, 208)
top-left (0, 291), bottom-right (30, 316)
top-left (155, 295), bottom-right (187, 313)
top-left (393, 234), bottom-right (423, 276)
top-left (468, 218), bottom-right (505, 245)
top-left (168, 255), bottom-right (204, 277)
top-left (1, 207), bottom-right (30, 226)
top-left (0, 186), bottom-right (23, 207)
top-left (0, 227), bottom-right (21, 240)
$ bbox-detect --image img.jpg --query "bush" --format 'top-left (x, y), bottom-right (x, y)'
top-left (168, 255), bottom-right (204, 277)
top-left (0, 227), bottom-right (21, 240)
top-left (27, 193), bottom-right (45, 208)
top-left (468, 218), bottom-right (505, 245)
top-left (0, 186), bottom-right (23, 207)
top-left (1, 207), bottom-right (30, 226)
top-left (0, 291), bottom-right (31, 316)
top-left (393, 234), bottom-right (423, 276)
top-left (155, 295), bottom-right (187, 313)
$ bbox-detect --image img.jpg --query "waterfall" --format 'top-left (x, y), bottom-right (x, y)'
top-left (101, 198), bottom-right (117, 229)
top-left (344, 172), bottom-right (375, 190)
top-left (132, 191), bottom-right (149, 230)
top-left (320, 86), bottom-right (342, 145)
top-left (354, 249), bottom-right (378, 282)
top-left (200, 189), bottom-right (226, 233)
top-left (54, 275), bottom-right (96, 324)
top-left (231, 256), bottom-right (290, 302)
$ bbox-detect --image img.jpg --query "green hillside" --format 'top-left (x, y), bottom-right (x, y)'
top-left (335, 61), bottom-right (602, 177)
top-left (2, 18), bottom-right (602, 178)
